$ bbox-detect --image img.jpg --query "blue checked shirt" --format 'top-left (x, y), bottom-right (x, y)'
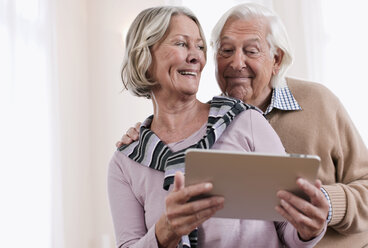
top-left (264, 85), bottom-right (332, 223)
top-left (264, 86), bottom-right (302, 115)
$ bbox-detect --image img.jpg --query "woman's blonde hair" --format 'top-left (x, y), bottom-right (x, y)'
top-left (121, 6), bottom-right (207, 98)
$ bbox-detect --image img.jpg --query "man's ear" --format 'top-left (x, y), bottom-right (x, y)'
top-left (273, 48), bottom-right (284, 75)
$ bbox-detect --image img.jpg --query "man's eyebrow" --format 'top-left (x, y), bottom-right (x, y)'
top-left (220, 36), bottom-right (260, 43)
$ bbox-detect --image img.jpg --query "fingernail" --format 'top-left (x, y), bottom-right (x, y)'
top-left (217, 204), bottom-right (224, 210)
top-left (204, 183), bottom-right (212, 189)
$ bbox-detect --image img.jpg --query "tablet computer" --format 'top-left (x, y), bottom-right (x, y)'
top-left (184, 149), bottom-right (320, 221)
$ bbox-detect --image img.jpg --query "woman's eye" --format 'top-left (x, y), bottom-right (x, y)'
top-left (176, 42), bottom-right (186, 47)
top-left (198, 45), bottom-right (204, 50)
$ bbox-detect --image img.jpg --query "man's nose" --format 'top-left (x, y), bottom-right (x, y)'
top-left (230, 50), bottom-right (246, 71)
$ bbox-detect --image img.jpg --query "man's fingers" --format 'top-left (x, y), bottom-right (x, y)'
top-left (127, 127), bottom-right (139, 140)
top-left (122, 135), bottom-right (133, 145)
top-left (134, 122), bottom-right (141, 130)
top-left (116, 135), bottom-right (133, 147)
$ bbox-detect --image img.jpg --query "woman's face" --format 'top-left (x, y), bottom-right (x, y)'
top-left (149, 14), bottom-right (206, 99)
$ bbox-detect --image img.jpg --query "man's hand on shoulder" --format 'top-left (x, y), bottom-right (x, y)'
top-left (116, 122), bottom-right (141, 147)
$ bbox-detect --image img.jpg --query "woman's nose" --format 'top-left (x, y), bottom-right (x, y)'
top-left (187, 45), bottom-right (202, 64)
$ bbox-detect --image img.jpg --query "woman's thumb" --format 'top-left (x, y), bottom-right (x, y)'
top-left (173, 171), bottom-right (184, 192)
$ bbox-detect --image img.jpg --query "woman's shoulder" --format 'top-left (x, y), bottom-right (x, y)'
top-left (210, 95), bottom-right (263, 116)
top-left (109, 149), bottom-right (134, 172)
top-left (234, 107), bottom-right (266, 125)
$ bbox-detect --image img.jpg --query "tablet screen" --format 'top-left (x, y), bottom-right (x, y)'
top-left (184, 149), bottom-right (320, 221)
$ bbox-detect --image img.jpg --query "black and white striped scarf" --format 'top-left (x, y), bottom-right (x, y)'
top-left (118, 96), bottom-right (256, 247)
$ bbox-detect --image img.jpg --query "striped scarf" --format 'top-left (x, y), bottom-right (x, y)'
top-left (118, 96), bottom-right (255, 247)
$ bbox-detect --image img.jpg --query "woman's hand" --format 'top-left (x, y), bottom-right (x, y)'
top-left (115, 122), bottom-right (141, 147)
top-left (155, 171), bottom-right (225, 248)
top-left (275, 178), bottom-right (329, 241)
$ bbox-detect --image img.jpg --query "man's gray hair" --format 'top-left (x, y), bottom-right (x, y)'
top-left (121, 6), bottom-right (207, 98)
top-left (211, 3), bottom-right (293, 88)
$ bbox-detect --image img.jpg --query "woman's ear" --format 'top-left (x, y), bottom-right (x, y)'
top-left (272, 48), bottom-right (284, 75)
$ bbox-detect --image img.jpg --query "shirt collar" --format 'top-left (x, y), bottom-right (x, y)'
top-left (264, 85), bottom-right (302, 115)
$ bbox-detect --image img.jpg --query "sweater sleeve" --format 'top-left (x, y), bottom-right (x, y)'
top-left (322, 99), bottom-right (368, 233)
top-left (107, 152), bottom-right (159, 248)
top-left (275, 222), bottom-right (327, 247)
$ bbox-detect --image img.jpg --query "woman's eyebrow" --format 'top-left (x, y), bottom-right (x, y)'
top-left (171, 34), bottom-right (203, 42)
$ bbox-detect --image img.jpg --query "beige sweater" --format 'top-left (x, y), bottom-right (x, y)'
top-left (267, 77), bottom-right (368, 247)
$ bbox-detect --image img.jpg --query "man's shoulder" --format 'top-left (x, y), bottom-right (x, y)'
top-left (285, 77), bottom-right (339, 103)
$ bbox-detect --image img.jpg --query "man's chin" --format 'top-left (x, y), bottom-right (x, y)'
top-left (226, 90), bottom-right (248, 102)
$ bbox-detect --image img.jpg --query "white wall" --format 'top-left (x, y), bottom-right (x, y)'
top-left (55, 0), bottom-right (91, 247)
top-left (87, 0), bottom-right (163, 247)
top-left (55, 0), bottom-right (164, 247)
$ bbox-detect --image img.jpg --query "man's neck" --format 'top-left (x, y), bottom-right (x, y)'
top-left (245, 89), bottom-right (272, 113)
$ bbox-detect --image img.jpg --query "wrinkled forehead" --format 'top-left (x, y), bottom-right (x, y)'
top-left (220, 16), bottom-right (270, 39)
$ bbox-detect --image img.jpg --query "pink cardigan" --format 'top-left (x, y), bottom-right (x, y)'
top-left (108, 109), bottom-right (326, 248)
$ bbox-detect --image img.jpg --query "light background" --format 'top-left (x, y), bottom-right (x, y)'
top-left (1, 0), bottom-right (367, 247)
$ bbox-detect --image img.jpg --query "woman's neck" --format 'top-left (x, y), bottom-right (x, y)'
top-left (150, 94), bottom-right (209, 144)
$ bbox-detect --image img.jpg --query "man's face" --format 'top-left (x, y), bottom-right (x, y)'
top-left (216, 17), bottom-right (279, 109)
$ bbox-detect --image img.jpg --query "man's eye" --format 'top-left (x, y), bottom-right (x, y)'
top-left (219, 48), bottom-right (234, 57)
top-left (245, 49), bottom-right (259, 56)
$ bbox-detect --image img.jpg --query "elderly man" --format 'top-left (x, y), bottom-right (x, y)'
top-left (118, 3), bottom-right (368, 247)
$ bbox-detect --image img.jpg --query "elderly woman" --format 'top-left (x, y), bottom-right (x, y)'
top-left (108, 6), bottom-right (326, 248)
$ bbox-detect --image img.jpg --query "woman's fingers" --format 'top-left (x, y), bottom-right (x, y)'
top-left (276, 178), bottom-right (329, 241)
top-left (165, 173), bottom-right (225, 236)
top-left (170, 181), bottom-right (213, 204)
top-left (296, 178), bottom-right (327, 208)
top-left (167, 198), bottom-right (224, 235)
top-left (173, 171), bottom-right (185, 192)
top-left (277, 190), bottom-right (318, 219)
top-left (167, 195), bottom-right (224, 218)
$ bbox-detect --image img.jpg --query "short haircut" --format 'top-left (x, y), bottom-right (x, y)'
top-left (122, 6), bottom-right (207, 98)
top-left (211, 3), bottom-right (293, 88)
